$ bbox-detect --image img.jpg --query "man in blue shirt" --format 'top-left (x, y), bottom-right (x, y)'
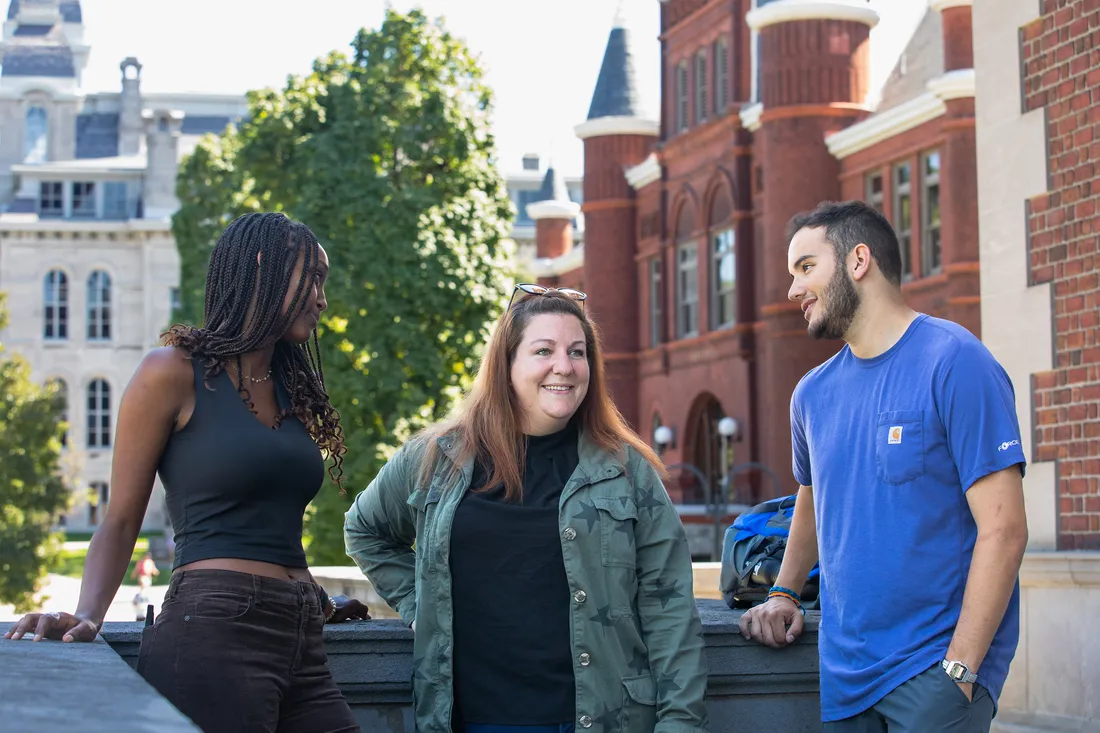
top-left (738, 200), bottom-right (1028, 732)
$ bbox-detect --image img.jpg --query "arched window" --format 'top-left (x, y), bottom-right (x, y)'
top-left (24, 105), bottom-right (48, 164)
top-left (87, 270), bottom-right (112, 341)
top-left (88, 481), bottom-right (109, 526)
top-left (46, 378), bottom-right (68, 447)
top-left (675, 201), bottom-right (698, 338)
top-left (86, 379), bottom-right (111, 449)
top-left (43, 269), bottom-right (68, 340)
top-left (709, 186), bottom-right (735, 330)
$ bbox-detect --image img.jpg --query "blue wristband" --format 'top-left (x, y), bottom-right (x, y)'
top-left (769, 585), bottom-right (802, 603)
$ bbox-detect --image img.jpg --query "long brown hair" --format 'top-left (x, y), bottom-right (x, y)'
top-left (418, 291), bottom-right (666, 500)
top-left (162, 212), bottom-right (346, 488)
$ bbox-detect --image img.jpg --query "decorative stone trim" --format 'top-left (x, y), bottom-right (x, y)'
top-left (1018, 551), bottom-right (1100, 589)
top-left (745, 0), bottom-right (880, 32)
top-left (625, 153), bottom-right (662, 190)
top-left (927, 68), bottom-right (976, 101)
top-left (574, 116), bottom-right (659, 140)
top-left (529, 243), bottom-right (585, 277)
top-left (740, 102), bottom-right (763, 132)
top-left (929, 0), bottom-right (972, 12)
top-left (825, 92), bottom-right (945, 159)
top-left (526, 200), bottom-right (581, 221)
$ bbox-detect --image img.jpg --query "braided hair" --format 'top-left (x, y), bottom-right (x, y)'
top-left (163, 212), bottom-right (346, 488)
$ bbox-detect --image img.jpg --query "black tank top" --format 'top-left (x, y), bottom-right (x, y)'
top-left (158, 357), bottom-right (325, 569)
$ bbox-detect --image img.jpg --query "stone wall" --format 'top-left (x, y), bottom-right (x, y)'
top-left (1020, 0), bottom-right (1100, 550)
top-left (94, 600), bottom-right (822, 732)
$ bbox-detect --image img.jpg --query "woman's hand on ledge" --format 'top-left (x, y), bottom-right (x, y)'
top-left (4, 611), bottom-right (100, 643)
top-left (326, 595), bottom-right (371, 623)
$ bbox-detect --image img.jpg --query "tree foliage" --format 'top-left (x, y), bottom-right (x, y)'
top-left (0, 293), bottom-right (69, 610)
top-left (172, 10), bottom-right (515, 564)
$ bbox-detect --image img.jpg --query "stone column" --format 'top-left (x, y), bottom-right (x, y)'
top-left (930, 0), bottom-right (980, 336)
top-left (141, 109), bottom-right (184, 219)
top-left (119, 58), bottom-right (143, 157)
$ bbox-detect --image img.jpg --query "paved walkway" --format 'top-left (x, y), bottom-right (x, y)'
top-left (0, 574), bottom-right (170, 626)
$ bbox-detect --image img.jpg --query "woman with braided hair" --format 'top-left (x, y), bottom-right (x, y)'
top-left (6, 212), bottom-right (368, 733)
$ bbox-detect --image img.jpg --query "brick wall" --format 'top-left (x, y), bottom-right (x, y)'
top-left (1021, 0), bottom-right (1100, 549)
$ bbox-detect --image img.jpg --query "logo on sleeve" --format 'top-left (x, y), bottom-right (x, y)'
top-left (998, 439), bottom-right (1020, 452)
top-left (888, 426), bottom-right (903, 444)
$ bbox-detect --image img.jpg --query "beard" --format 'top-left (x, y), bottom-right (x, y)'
top-left (808, 266), bottom-right (860, 340)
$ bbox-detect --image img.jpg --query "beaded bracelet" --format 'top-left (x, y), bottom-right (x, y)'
top-left (318, 588), bottom-right (337, 622)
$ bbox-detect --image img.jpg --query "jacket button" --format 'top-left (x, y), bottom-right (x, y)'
top-left (573, 590), bottom-right (587, 603)
top-left (563, 527), bottom-right (577, 541)
top-left (579, 715), bottom-right (593, 728)
top-left (578, 652), bottom-right (591, 666)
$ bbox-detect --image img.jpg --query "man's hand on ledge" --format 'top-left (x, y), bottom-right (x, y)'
top-left (737, 597), bottom-right (804, 648)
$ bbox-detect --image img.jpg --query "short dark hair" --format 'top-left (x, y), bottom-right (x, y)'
top-left (788, 200), bottom-right (903, 285)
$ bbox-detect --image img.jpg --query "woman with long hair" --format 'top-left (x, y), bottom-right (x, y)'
top-left (344, 285), bottom-right (709, 733)
top-left (7, 212), bottom-right (369, 733)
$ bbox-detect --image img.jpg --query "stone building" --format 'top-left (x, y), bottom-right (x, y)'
top-left (0, 0), bottom-right (246, 532)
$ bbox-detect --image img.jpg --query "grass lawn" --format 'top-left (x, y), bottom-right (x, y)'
top-left (53, 535), bottom-right (168, 581)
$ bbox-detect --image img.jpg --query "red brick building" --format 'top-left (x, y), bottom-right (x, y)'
top-left (1017, 0), bottom-right (1100, 551)
top-left (528, 0), bottom-right (981, 530)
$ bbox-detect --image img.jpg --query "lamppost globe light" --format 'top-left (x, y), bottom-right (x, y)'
top-left (718, 416), bottom-right (739, 438)
top-left (653, 425), bottom-right (673, 447)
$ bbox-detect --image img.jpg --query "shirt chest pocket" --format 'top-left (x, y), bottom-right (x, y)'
top-left (875, 410), bottom-right (926, 485)
top-left (593, 496), bottom-right (639, 569)
top-left (407, 485), bottom-right (445, 575)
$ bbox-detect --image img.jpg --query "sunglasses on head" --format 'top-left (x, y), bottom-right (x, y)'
top-left (507, 283), bottom-right (587, 310)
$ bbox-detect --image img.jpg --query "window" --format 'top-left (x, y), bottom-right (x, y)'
top-left (86, 379), bottom-right (111, 449)
top-left (893, 163), bottom-right (912, 281)
top-left (714, 39), bottom-right (729, 113)
top-left (677, 245), bottom-right (698, 338)
top-left (866, 171), bottom-right (884, 214)
top-left (695, 50), bottom-right (708, 124)
top-left (170, 287), bottom-right (181, 316)
top-left (43, 269), bottom-right (68, 340)
top-left (47, 378), bottom-right (68, 447)
top-left (711, 229), bottom-right (735, 329)
top-left (88, 482), bottom-right (109, 526)
top-left (87, 270), bottom-right (111, 341)
top-left (24, 106), bottom-right (48, 164)
top-left (39, 181), bottom-right (63, 217)
top-left (72, 182), bottom-right (96, 218)
top-left (649, 258), bottom-right (663, 348)
top-left (676, 61), bottom-right (689, 133)
top-left (103, 181), bottom-right (129, 219)
top-left (922, 151), bottom-right (942, 276)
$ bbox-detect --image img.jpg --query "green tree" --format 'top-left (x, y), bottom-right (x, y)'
top-left (0, 293), bottom-right (69, 610)
top-left (172, 9), bottom-right (515, 564)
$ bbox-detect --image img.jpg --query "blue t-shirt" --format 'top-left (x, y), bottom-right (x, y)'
top-left (790, 314), bottom-right (1026, 722)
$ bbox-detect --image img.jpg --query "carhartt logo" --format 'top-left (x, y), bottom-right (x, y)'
top-left (888, 426), bottom-right (903, 444)
top-left (998, 440), bottom-right (1020, 452)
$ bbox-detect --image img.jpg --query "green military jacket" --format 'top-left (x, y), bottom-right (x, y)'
top-left (344, 429), bottom-right (710, 733)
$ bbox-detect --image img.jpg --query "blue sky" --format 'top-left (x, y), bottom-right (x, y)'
top-left (77, 1), bottom-right (925, 178)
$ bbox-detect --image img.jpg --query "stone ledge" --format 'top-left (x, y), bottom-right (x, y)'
top-left (96, 600), bottom-right (824, 732)
top-left (0, 633), bottom-right (200, 732)
top-left (1018, 551), bottom-right (1100, 589)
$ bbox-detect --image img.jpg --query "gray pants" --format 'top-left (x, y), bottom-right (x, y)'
top-left (825, 664), bottom-right (995, 733)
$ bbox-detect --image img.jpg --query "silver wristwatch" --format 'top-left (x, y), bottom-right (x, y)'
top-left (942, 659), bottom-right (978, 684)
